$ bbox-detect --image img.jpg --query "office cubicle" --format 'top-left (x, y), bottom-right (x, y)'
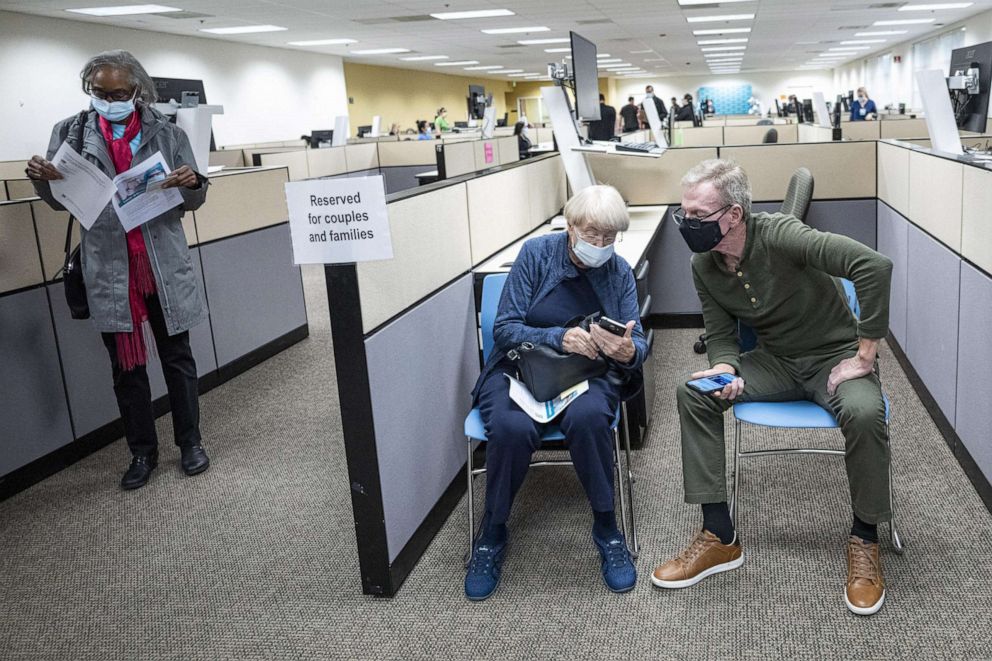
top-left (0, 166), bottom-right (307, 496)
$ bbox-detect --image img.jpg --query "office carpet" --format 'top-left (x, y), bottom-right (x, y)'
top-left (1, 265), bottom-right (991, 660)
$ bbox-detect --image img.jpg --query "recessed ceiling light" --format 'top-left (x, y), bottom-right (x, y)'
top-left (597, 54), bottom-right (612, 58)
top-left (701, 46), bottom-right (746, 51)
top-left (697, 38), bottom-right (749, 45)
top-left (435, 60), bottom-right (480, 66)
top-left (507, 72), bottom-right (538, 77)
top-left (644, 58), bottom-right (667, 61)
top-left (481, 26), bottom-right (550, 34)
top-left (840, 39), bottom-right (886, 44)
top-left (67, 4), bottom-right (180, 15)
top-left (898, 3), bottom-right (972, 10)
top-left (706, 55), bottom-right (743, 60)
top-left (496, 69), bottom-right (524, 73)
top-left (288, 38), bottom-right (357, 46)
top-left (199, 25), bottom-right (287, 34)
top-left (855, 30), bottom-right (908, 36)
top-left (464, 65), bottom-right (503, 70)
top-left (545, 48), bottom-right (571, 53)
top-left (350, 48), bottom-right (411, 54)
top-left (400, 55), bottom-right (449, 61)
top-left (517, 37), bottom-right (571, 44)
top-left (598, 59), bottom-right (623, 63)
top-left (630, 49), bottom-right (653, 54)
top-left (679, 0), bottom-right (753, 4)
top-left (686, 13), bottom-right (754, 23)
top-left (431, 9), bottom-right (515, 19)
top-left (693, 27), bottom-right (751, 35)
top-left (873, 18), bottom-right (935, 25)
top-left (829, 46), bottom-right (870, 51)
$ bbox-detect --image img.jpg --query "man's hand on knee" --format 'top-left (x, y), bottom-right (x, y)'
top-left (690, 364), bottom-right (744, 401)
top-left (827, 338), bottom-right (879, 396)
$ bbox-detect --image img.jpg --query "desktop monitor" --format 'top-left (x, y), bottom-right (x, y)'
top-left (309, 130), bottom-right (334, 148)
top-left (949, 41), bottom-right (992, 133)
top-left (357, 125), bottom-right (373, 137)
top-left (775, 99), bottom-right (782, 118)
top-left (569, 31), bottom-right (601, 122)
top-left (802, 99), bottom-right (815, 123)
top-left (468, 84), bottom-right (486, 120)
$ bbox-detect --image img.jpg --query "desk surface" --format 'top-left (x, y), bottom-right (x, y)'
top-left (474, 205), bottom-right (667, 273)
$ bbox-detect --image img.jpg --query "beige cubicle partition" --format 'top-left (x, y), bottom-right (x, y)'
top-left (0, 202), bottom-right (44, 294)
top-left (908, 150), bottom-right (962, 251)
top-left (466, 161), bottom-right (551, 265)
top-left (585, 147), bottom-right (719, 205)
top-left (377, 140), bottom-right (436, 167)
top-left (441, 141), bottom-right (477, 179)
top-left (879, 119), bottom-right (929, 140)
top-left (724, 123), bottom-right (798, 145)
top-left (674, 126), bottom-right (723, 147)
top-left (306, 146), bottom-right (349, 178)
top-left (356, 184), bottom-right (472, 332)
top-left (345, 143), bottom-right (379, 172)
top-left (209, 150), bottom-right (246, 168)
top-left (876, 141), bottom-right (910, 217)
top-left (722, 141), bottom-right (876, 201)
top-left (841, 121), bottom-right (882, 141)
top-left (797, 124), bottom-right (834, 143)
top-left (258, 150), bottom-right (310, 181)
top-left (193, 167), bottom-right (290, 243)
top-left (962, 164), bottom-right (992, 274)
top-left (496, 134), bottom-right (518, 165)
top-left (5, 179), bottom-right (35, 200)
top-left (30, 201), bottom-right (75, 280)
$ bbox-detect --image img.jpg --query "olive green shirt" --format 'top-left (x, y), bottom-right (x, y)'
top-left (691, 212), bottom-right (893, 373)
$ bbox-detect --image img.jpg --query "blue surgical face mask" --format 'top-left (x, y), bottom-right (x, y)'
top-left (90, 95), bottom-right (136, 122)
top-left (571, 233), bottom-right (614, 269)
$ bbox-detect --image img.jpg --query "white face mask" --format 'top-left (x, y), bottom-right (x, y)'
top-left (571, 233), bottom-right (614, 269)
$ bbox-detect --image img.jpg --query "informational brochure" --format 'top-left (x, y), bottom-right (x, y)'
top-left (49, 141), bottom-right (116, 230)
top-left (505, 374), bottom-right (589, 423)
top-left (111, 152), bottom-right (183, 232)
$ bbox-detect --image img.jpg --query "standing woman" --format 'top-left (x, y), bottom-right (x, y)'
top-left (27, 50), bottom-right (211, 490)
top-left (851, 87), bottom-right (877, 121)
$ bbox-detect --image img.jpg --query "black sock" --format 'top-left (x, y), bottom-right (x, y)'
top-left (593, 510), bottom-right (619, 539)
top-left (476, 513), bottom-right (507, 547)
top-left (702, 502), bottom-right (735, 544)
top-left (851, 514), bottom-right (878, 543)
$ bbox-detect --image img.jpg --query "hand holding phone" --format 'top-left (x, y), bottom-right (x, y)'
top-left (687, 364), bottom-right (744, 400)
top-left (686, 373), bottom-right (736, 394)
top-left (597, 316), bottom-right (628, 336)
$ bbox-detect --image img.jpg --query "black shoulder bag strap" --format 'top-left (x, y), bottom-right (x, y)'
top-left (60, 110), bottom-right (88, 272)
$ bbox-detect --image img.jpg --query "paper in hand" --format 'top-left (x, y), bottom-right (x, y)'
top-left (111, 151), bottom-right (184, 233)
top-left (49, 141), bottom-right (116, 230)
top-left (505, 373), bottom-right (589, 423)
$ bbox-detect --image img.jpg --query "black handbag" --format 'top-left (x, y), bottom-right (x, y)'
top-left (507, 313), bottom-right (609, 402)
top-left (59, 111), bottom-right (90, 320)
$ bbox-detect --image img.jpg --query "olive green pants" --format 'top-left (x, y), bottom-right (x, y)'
top-left (677, 344), bottom-right (892, 524)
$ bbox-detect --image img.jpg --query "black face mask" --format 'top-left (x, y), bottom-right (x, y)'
top-left (678, 220), bottom-right (725, 253)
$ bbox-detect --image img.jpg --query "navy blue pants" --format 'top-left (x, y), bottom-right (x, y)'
top-left (477, 364), bottom-right (620, 525)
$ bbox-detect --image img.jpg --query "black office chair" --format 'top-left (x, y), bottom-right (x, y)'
top-left (762, 128), bottom-right (779, 143)
top-left (757, 119), bottom-right (773, 126)
top-left (693, 167), bottom-right (816, 355)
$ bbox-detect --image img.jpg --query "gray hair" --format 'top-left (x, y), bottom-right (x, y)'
top-left (680, 158), bottom-right (751, 218)
top-left (80, 50), bottom-right (157, 104)
top-left (564, 185), bottom-right (630, 233)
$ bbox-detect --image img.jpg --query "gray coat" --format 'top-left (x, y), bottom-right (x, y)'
top-left (34, 105), bottom-right (209, 336)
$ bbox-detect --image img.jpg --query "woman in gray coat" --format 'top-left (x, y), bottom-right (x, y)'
top-left (27, 50), bottom-right (210, 490)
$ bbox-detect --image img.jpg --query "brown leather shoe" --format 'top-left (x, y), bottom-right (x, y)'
top-left (651, 529), bottom-right (743, 589)
top-left (845, 536), bottom-right (885, 615)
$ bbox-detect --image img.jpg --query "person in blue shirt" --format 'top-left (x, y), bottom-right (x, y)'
top-left (851, 87), bottom-right (877, 121)
top-left (416, 119), bottom-right (433, 140)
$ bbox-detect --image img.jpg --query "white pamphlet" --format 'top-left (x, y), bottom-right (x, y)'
top-left (49, 141), bottom-right (116, 230)
top-left (111, 151), bottom-right (184, 232)
top-left (505, 374), bottom-right (589, 423)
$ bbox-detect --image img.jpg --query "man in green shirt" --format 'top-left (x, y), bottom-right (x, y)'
top-left (650, 159), bottom-right (894, 616)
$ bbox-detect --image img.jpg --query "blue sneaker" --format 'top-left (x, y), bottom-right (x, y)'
top-left (464, 538), bottom-right (507, 601)
top-left (593, 531), bottom-right (637, 593)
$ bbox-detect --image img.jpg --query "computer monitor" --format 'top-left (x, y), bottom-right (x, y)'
top-left (802, 99), bottom-right (815, 123)
top-left (775, 99), bottom-right (783, 118)
top-left (467, 84), bottom-right (486, 120)
top-left (569, 31), bottom-right (600, 122)
top-left (496, 112), bottom-right (508, 127)
top-left (308, 130), bottom-right (334, 148)
top-left (357, 125), bottom-right (372, 137)
top-left (454, 121), bottom-right (469, 129)
top-left (949, 41), bottom-right (992, 133)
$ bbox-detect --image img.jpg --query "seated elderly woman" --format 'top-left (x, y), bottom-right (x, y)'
top-left (465, 185), bottom-right (648, 601)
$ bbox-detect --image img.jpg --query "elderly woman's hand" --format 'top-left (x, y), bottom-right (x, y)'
top-left (161, 165), bottom-right (199, 189)
top-left (26, 155), bottom-right (63, 181)
top-left (590, 320), bottom-right (636, 364)
top-left (563, 327), bottom-right (600, 360)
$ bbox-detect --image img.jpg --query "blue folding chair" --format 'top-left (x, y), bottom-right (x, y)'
top-left (730, 278), bottom-right (904, 553)
top-left (464, 273), bottom-right (639, 562)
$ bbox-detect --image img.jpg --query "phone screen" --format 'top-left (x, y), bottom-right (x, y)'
top-left (686, 373), bottom-right (735, 393)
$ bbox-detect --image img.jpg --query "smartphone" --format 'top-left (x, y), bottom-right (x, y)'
top-left (597, 316), bottom-right (627, 336)
top-left (686, 372), bottom-right (736, 394)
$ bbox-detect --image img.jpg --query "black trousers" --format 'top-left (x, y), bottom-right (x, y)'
top-left (101, 295), bottom-right (201, 457)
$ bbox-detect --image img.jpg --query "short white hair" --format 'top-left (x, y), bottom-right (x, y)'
top-left (564, 185), bottom-right (629, 233)
top-left (681, 158), bottom-right (752, 218)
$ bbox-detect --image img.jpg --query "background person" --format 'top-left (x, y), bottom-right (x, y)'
top-left (641, 85), bottom-right (668, 126)
top-left (586, 93), bottom-right (616, 141)
top-left (652, 159), bottom-right (894, 617)
top-left (27, 50), bottom-right (210, 491)
top-left (434, 107), bottom-right (451, 132)
top-left (513, 120), bottom-right (532, 158)
top-left (416, 119), bottom-right (433, 140)
top-left (620, 96), bottom-right (640, 133)
top-left (676, 94), bottom-right (696, 122)
top-left (465, 185), bottom-right (648, 601)
top-left (851, 87), bottom-right (877, 121)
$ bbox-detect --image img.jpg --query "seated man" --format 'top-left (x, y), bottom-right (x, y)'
top-left (651, 159), bottom-right (894, 616)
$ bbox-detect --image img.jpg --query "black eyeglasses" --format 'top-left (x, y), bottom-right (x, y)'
top-left (85, 84), bottom-right (137, 103)
top-left (672, 204), bottom-right (731, 230)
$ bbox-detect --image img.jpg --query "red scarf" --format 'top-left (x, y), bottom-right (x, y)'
top-left (99, 111), bottom-right (157, 371)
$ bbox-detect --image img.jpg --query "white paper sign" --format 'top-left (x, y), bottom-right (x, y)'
top-left (285, 175), bottom-right (393, 264)
top-left (111, 151), bottom-right (184, 233)
top-left (332, 115), bottom-right (349, 147)
top-left (49, 141), bottom-right (116, 229)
